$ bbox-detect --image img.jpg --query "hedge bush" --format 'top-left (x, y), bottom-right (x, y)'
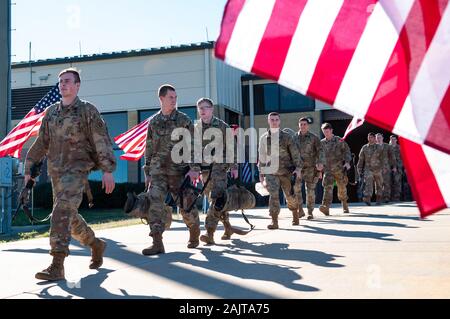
top-left (34, 182), bottom-right (146, 209)
top-left (33, 181), bottom-right (269, 210)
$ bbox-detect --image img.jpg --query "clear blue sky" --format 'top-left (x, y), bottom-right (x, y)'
top-left (11, 0), bottom-right (228, 63)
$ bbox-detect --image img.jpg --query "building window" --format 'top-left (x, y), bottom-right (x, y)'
top-left (89, 112), bottom-right (128, 183)
top-left (243, 82), bottom-right (315, 114)
top-left (242, 85), bottom-right (249, 115)
top-left (279, 86), bottom-right (315, 112)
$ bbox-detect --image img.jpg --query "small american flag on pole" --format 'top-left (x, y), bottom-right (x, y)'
top-left (114, 118), bottom-right (150, 161)
top-left (0, 84), bottom-right (61, 159)
top-left (343, 117), bottom-right (365, 140)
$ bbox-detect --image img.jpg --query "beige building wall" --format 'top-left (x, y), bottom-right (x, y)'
top-left (245, 111), bottom-right (322, 137)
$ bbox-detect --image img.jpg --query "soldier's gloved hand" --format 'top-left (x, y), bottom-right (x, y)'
top-left (343, 163), bottom-right (351, 171)
top-left (392, 167), bottom-right (397, 173)
top-left (230, 168), bottom-right (239, 179)
top-left (145, 174), bottom-right (152, 189)
top-left (102, 172), bottom-right (115, 194)
top-left (186, 170), bottom-right (200, 184)
top-left (293, 168), bottom-right (302, 180)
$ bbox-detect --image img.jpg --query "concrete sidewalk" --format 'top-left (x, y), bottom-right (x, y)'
top-left (1, 202), bottom-right (449, 299)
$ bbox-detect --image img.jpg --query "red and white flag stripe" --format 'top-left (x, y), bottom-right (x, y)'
top-left (0, 109), bottom-right (45, 159)
top-left (114, 118), bottom-right (150, 161)
top-left (216, 0), bottom-right (449, 216)
top-left (343, 117), bottom-right (365, 140)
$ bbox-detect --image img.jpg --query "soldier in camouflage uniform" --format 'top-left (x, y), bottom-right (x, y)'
top-left (357, 133), bottom-right (384, 205)
top-left (319, 123), bottom-right (352, 215)
top-left (376, 133), bottom-right (397, 203)
top-left (389, 135), bottom-right (403, 201)
top-left (293, 117), bottom-right (325, 221)
top-left (194, 98), bottom-right (240, 245)
top-left (25, 69), bottom-right (116, 281)
top-left (258, 113), bottom-right (303, 229)
top-left (142, 84), bottom-right (202, 256)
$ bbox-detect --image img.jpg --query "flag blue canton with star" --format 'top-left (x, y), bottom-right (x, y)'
top-left (35, 84), bottom-right (61, 113)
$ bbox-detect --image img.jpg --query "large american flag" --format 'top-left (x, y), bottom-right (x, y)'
top-left (215, 0), bottom-right (449, 217)
top-left (0, 84), bottom-right (61, 159)
top-left (114, 118), bottom-right (150, 161)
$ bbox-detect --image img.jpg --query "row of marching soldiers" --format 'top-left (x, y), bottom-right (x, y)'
top-left (25, 70), bottom-right (406, 281)
top-left (258, 112), bottom-right (407, 230)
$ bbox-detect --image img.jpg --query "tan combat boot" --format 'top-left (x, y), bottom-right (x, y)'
top-left (187, 225), bottom-right (200, 249)
top-left (342, 201), bottom-right (350, 214)
top-left (267, 216), bottom-right (279, 230)
top-left (35, 253), bottom-right (66, 281)
top-left (299, 205), bottom-right (306, 218)
top-left (89, 238), bottom-right (107, 269)
top-left (200, 226), bottom-right (216, 245)
top-left (142, 232), bottom-right (165, 255)
top-left (319, 205), bottom-right (330, 216)
top-left (307, 208), bottom-right (314, 220)
top-left (221, 220), bottom-right (233, 240)
top-left (292, 210), bottom-right (300, 226)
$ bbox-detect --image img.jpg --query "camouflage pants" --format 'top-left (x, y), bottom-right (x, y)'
top-left (294, 166), bottom-right (319, 210)
top-left (266, 174), bottom-right (298, 217)
top-left (202, 165), bottom-right (229, 229)
top-left (363, 170), bottom-right (383, 200)
top-left (322, 169), bottom-right (348, 206)
top-left (391, 169), bottom-right (403, 201)
top-left (49, 173), bottom-right (95, 256)
top-left (148, 174), bottom-right (200, 235)
top-left (382, 166), bottom-right (392, 201)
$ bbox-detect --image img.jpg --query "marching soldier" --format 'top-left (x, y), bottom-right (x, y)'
top-left (141, 84), bottom-right (201, 255)
top-left (293, 117), bottom-right (325, 221)
top-left (357, 133), bottom-right (384, 205)
top-left (195, 98), bottom-right (240, 245)
top-left (376, 133), bottom-right (397, 203)
top-left (26, 68), bottom-right (116, 281)
top-left (258, 113), bottom-right (303, 229)
top-left (389, 135), bottom-right (403, 201)
top-left (319, 123), bottom-right (352, 215)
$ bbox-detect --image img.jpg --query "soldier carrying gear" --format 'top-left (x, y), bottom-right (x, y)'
top-left (141, 85), bottom-right (202, 256)
top-left (389, 135), bottom-right (404, 202)
top-left (124, 191), bottom-right (173, 230)
top-left (26, 68), bottom-right (116, 281)
top-left (376, 133), bottom-right (397, 203)
top-left (12, 161), bottom-right (43, 224)
top-left (193, 98), bottom-right (247, 246)
top-left (319, 123), bottom-right (352, 215)
top-left (258, 113), bottom-right (303, 229)
top-left (293, 117), bottom-right (325, 221)
top-left (357, 133), bottom-right (384, 206)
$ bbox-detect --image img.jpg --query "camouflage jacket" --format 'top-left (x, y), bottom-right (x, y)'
top-left (295, 131), bottom-right (325, 168)
top-left (194, 116), bottom-right (237, 171)
top-left (357, 143), bottom-right (384, 173)
top-left (25, 97), bottom-right (116, 177)
top-left (144, 109), bottom-right (201, 176)
top-left (258, 129), bottom-right (303, 176)
top-left (390, 144), bottom-right (403, 170)
top-left (378, 143), bottom-right (396, 169)
top-left (321, 136), bottom-right (352, 172)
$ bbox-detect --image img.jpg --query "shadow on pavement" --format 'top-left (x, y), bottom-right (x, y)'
top-left (314, 219), bottom-right (417, 229)
top-left (227, 239), bottom-right (344, 268)
top-left (7, 238), bottom-right (318, 298)
top-left (289, 224), bottom-right (400, 241)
